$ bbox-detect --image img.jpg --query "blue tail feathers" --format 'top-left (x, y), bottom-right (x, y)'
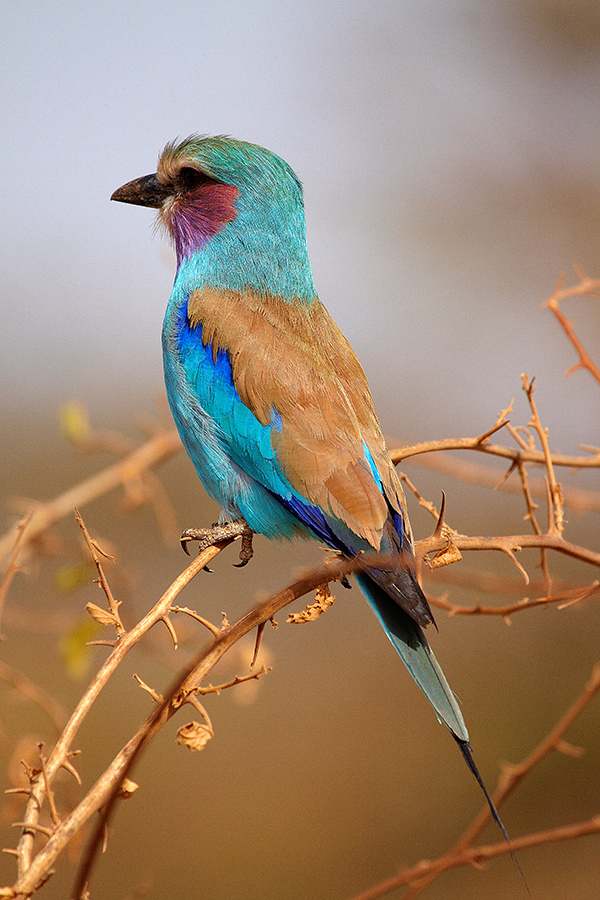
top-left (358, 571), bottom-right (527, 888)
top-left (356, 573), bottom-right (469, 742)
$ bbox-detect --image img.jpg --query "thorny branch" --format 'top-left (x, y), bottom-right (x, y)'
top-left (345, 664), bottom-right (600, 900)
top-left (544, 266), bottom-right (600, 385)
top-left (69, 554), bottom-right (350, 899)
top-left (0, 512), bottom-right (32, 635)
top-left (0, 426), bottom-right (182, 575)
top-left (8, 540), bottom-right (225, 891)
top-left (75, 509), bottom-right (125, 638)
top-left (347, 816), bottom-right (600, 900)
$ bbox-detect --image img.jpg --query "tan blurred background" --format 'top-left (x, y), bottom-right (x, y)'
top-left (1, 1), bottom-right (600, 898)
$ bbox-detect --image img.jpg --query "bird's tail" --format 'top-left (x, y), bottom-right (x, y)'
top-left (356, 572), bottom-right (469, 742)
top-left (357, 573), bottom-right (528, 890)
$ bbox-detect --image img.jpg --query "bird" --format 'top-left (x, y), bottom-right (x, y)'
top-left (111, 135), bottom-right (516, 850)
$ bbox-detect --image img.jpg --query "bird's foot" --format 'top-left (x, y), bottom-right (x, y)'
top-left (180, 520), bottom-right (254, 568)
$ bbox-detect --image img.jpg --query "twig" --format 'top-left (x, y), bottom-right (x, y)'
top-left (415, 531), bottom-right (600, 574)
top-left (347, 816), bottom-right (600, 900)
top-left (171, 606), bottom-right (222, 637)
top-left (75, 509), bottom-right (124, 638)
top-left (521, 375), bottom-right (564, 535)
top-left (346, 665), bottom-right (600, 900)
top-left (7, 555), bottom-right (354, 899)
top-left (0, 512), bottom-right (33, 635)
top-left (132, 674), bottom-right (163, 704)
top-left (544, 268), bottom-right (600, 385)
top-left (195, 667), bottom-right (270, 695)
top-left (0, 427), bottom-right (182, 574)
top-left (0, 661), bottom-right (68, 735)
top-left (390, 438), bottom-right (600, 469)
top-left (12, 536), bottom-right (228, 885)
top-left (428, 580), bottom-right (600, 621)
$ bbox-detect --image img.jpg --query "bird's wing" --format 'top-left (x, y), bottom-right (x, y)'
top-left (185, 286), bottom-right (408, 550)
top-left (180, 286), bottom-right (469, 742)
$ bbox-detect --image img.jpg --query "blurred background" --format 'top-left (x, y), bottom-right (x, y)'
top-left (1, 1), bottom-right (600, 898)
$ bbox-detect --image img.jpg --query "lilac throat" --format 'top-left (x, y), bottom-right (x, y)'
top-left (170, 183), bottom-right (239, 264)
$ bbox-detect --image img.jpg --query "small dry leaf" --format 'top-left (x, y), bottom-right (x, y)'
top-left (118, 778), bottom-right (139, 799)
top-left (176, 721), bottom-right (212, 752)
top-left (431, 543), bottom-right (462, 568)
top-left (287, 584), bottom-right (335, 624)
top-left (85, 602), bottom-right (118, 626)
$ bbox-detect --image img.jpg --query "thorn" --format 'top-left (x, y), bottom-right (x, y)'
top-left (251, 622), bottom-right (267, 668)
top-left (159, 614), bottom-right (178, 648)
top-left (60, 758), bottom-right (82, 785)
top-left (433, 491), bottom-right (447, 539)
top-left (495, 460), bottom-right (518, 490)
top-left (474, 417), bottom-right (510, 444)
top-left (133, 673), bottom-right (163, 704)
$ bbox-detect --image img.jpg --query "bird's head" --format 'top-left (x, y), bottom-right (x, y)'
top-left (111, 135), bottom-right (309, 282)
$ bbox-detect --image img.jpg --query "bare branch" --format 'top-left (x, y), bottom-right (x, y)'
top-left (8, 555), bottom-right (354, 899)
top-left (0, 512), bottom-right (32, 634)
top-left (544, 268), bottom-right (600, 385)
top-left (195, 667), bottom-right (270, 695)
top-left (521, 375), bottom-right (564, 535)
top-left (390, 437), bottom-right (600, 469)
top-left (12, 538), bottom-right (227, 885)
top-left (346, 666), bottom-right (600, 900)
top-left (415, 530), bottom-right (600, 574)
top-left (348, 816), bottom-right (600, 900)
top-left (429, 580), bottom-right (600, 620)
top-left (75, 510), bottom-right (124, 638)
top-left (0, 427), bottom-right (182, 574)
top-left (0, 662), bottom-right (68, 736)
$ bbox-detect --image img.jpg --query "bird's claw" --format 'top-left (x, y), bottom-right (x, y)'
top-left (179, 520), bottom-right (254, 568)
top-left (233, 531), bottom-right (254, 567)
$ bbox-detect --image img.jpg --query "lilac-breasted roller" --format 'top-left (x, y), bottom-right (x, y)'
top-left (111, 135), bottom-right (514, 844)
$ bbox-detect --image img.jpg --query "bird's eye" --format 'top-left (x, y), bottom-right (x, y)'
top-left (178, 167), bottom-right (209, 192)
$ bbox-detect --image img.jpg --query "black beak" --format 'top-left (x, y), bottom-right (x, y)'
top-left (111, 173), bottom-right (172, 209)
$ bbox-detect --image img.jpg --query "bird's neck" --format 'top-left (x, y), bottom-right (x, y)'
top-left (172, 198), bottom-right (317, 302)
